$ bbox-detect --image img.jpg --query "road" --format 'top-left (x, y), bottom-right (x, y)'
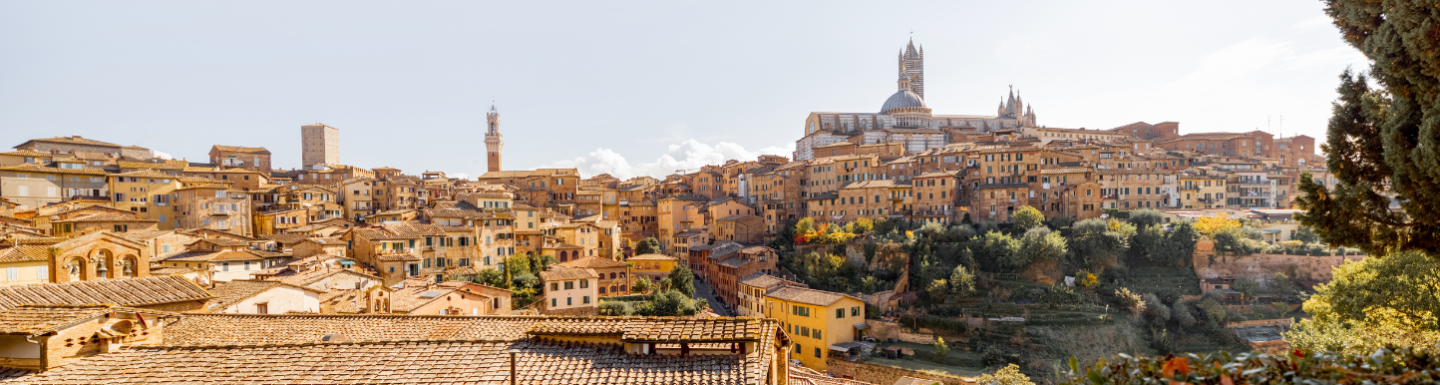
top-left (695, 277), bottom-right (733, 316)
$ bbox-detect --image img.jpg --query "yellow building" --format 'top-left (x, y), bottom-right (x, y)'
top-left (1177, 174), bottom-right (1227, 209)
top-left (0, 244), bottom-right (50, 287)
top-left (626, 253), bottom-right (678, 280)
top-left (109, 170), bottom-right (182, 229)
top-left (762, 286), bottom-right (866, 371)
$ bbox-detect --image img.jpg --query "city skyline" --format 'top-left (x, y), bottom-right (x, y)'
top-left (0, 1), bottom-right (1363, 179)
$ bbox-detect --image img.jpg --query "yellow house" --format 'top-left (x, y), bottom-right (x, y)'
top-left (763, 286), bottom-right (866, 371)
top-left (109, 169), bottom-right (182, 229)
top-left (626, 253), bottom-right (678, 280)
top-left (0, 244), bottom-right (50, 287)
top-left (1178, 174), bottom-right (1227, 209)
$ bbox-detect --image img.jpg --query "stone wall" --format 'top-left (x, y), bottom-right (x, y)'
top-left (862, 319), bottom-right (938, 345)
top-left (1191, 239), bottom-right (1364, 286)
top-left (826, 358), bottom-right (974, 385)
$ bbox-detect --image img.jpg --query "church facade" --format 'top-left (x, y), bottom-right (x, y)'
top-left (794, 39), bottom-right (1039, 160)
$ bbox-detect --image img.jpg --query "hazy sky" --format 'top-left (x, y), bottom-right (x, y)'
top-left (0, 1), bottom-right (1366, 179)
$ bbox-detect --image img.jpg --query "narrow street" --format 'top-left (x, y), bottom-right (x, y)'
top-left (695, 277), bottom-right (733, 316)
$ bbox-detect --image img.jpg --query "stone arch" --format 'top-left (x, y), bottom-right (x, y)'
top-left (64, 257), bottom-right (88, 282)
top-left (92, 249), bottom-right (115, 279)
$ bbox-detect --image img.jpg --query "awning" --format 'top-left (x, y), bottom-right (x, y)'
top-left (338, 259), bottom-right (356, 266)
top-left (853, 323), bottom-right (871, 330)
top-left (1261, 229), bottom-right (1281, 234)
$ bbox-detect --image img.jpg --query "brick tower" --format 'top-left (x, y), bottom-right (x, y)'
top-left (485, 105), bottom-right (503, 172)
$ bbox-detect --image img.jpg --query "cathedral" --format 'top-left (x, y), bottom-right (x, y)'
top-left (794, 39), bottom-right (1038, 160)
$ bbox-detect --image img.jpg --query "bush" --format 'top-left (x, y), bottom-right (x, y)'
top-left (1055, 348), bottom-right (1440, 384)
top-left (598, 301), bottom-right (633, 315)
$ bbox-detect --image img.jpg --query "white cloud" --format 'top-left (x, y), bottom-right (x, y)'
top-left (449, 172), bottom-right (469, 179)
top-left (545, 139), bottom-right (793, 179)
top-left (152, 151), bottom-right (173, 160)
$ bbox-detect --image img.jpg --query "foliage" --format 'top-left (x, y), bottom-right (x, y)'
top-left (598, 300), bottom-right (633, 316)
top-left (1309, 250), bottom-right (1440, 332)
top-left (1114, 287), bottom-right (1146, 315)
top-left (1163, 221), bottom-right (1200, 265)
top-left (947, 225), bottom-right (977, 242)
top-left (1232, 277), bottom-right (1259, 301)
top-left (918, 222), bottom-right (947, 239)
top-left (1075, 269), bottom-right (1098, 289)
top-left (1126, 209), bottom-right (1165, 228)
top-left (1019, 226), bottom-right (1067, 267)
top-left (632, 275), bottom-right (652, 294)
top-left (933, 337), bottom-right (950, 357)
top-left (1286, 308), bottom-right (1440, 356)
top-left (1292, 0), bottom-right (1440, 256)
top-left (506, 255), bottom-right (532, 280)
top-left (1055, 348), bottom-right (1440, 384)
top-left (948, 265), bottom-right (976, 298)
top-left (634, 289), bottom-right (701, 316)
top-left (1293, 226), bottom-right (1320, 244)
top-left (846, 218), bottom-right (874, 235)
top-left (1127, 224), bottom-right (1166, 265)
top-left (981, 230), bottom-right (1023, 271)
top-left (926, 279), bottom-right (949, 302)
top-left (1212, 227), bottom-right (1265, 256)
top-left (1069, 218), bottom-right (1131, 271)
top-left (787, 251), bottom-right (863, 293)
top-left (473, 268), bottom-right (507, 288)
top-left (977, 363), bottom-right (1032, 385)
top-left (634, 237), bottom-right (662, 255)
top-left (1194, 213), bottom-right (1241, 239)
top-left (1196, 298), bottom-right (1226, 324)
top-left (668, 264), bottom-right (696, 298)
top-left (1011, 205), bottom-right (1044, 231)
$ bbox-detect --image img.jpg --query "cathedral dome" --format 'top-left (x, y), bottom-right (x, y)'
top-left (881, 89), bottom-right (926, 114)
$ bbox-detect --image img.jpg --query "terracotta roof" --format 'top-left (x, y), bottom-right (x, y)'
top-left (766, 286), bottom-right (857, 307)
top-left (539, 266), bottom-right (598, 281)
top-left (17, 136), bottom-right (122, 148)
top-left (163, 250), bottom-right (267, 262)
top-left (211, 145), bottom-right (270, 154)
top-left (0, 275), bottom-right (214, 310)
top-left (528, 317), bottom-right (767, 343)
top-left (627, 254), bottom-right (678, 261)
top-left (52, 212), bottom-right (158, 223)
top-left (0, 245), bottom-right (49, 263)
top-left (0, 304), bottom-right (174, 336)
top-left (7, 337), bottom-right (772, 384)
top-left (558, 256), bottom-right (628, 270)
top-left (0, 163), bottom-right (108, 175)
top-left (206, 280), bottom-right (320, 311)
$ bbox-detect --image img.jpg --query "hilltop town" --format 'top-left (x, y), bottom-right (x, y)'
top-left (0, 40), bottom-right (1360, 384)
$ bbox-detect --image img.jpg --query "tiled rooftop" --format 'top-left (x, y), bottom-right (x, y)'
top-left (0, 275), bottom-right (213, 310)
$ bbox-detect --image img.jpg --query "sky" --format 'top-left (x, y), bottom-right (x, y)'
top-left (0, 1), bottom-right (1367, 180)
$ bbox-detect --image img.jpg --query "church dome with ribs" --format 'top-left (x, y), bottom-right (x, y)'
top-left (880, 89), bottom-right (926, 114)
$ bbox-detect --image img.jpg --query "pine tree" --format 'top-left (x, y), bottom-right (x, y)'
top-left (1297, 2), bottom-right (1440, 257)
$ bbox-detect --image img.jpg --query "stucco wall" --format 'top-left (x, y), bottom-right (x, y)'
top-left (223, 286), bottom-right (320, 314)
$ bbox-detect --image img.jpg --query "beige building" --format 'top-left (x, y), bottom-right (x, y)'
top-left (301, 123), bottom-right (340, 168)
top-left (209, 145), bottom-right (272, 172)
top-left (538, 265), bottom-right (599, 315)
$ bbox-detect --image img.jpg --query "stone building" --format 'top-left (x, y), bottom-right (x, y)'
top-left (485, 105), bottom-right (504, 172)
top-left (538, 265), bottom-right (598, 316)
top-left (300, 123), bottom-right (339, 168)
top-left (795, 40), bottom-right (1037, 160)
top-left (208, 145), bottom-right (272, 172)
top-left (11, 136), bottom-right (150, 159)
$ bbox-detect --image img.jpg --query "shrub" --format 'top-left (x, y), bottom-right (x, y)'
top-left (1055, 348), bottom-right (1440, 384)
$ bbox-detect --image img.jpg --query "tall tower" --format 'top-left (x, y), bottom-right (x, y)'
top-left (301, 123), bottom-right (339, 169)
top-left (485, 105), bottom-right (503, 172)
top-left (898, 38), bottom-right (924, 98)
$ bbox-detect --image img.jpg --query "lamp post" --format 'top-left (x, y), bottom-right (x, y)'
top-left (507, 348), bottom-right (521, 385)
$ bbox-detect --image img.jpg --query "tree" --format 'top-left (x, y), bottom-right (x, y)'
top-left (1011, 205), bottom-right (1044, 231)
top-left (1068, 219), bottom-right (1130, 271)
top-left (980, 231), bottom-right (1022, 271)
top-left (632, 276), bottom-right (652, 294)
top-left (1284, 251), bottom-right (1440, 355)
top-left (977, 364), bottom-right (1034, 385)
top-left (846, 218), bottom-right (874, 235)
top-left (1127, 209), bottom-right (1165, 228)
top-left (1194, 213), bottom-right (1240, 239)
top-left (1129, 224), bottom-right (1167, 264)
top-left (1232, 278), bottom-right (1260, 303)
top-left (926, 279), bottom-right (949, 303)
top-left (1293, 0), bottom-right (1440, 257)
top-left (634, 237), bottom-right (662, 255)
top-left (668, 265), bottom-right (696, 298)
top-left (1293, 226), bottom-right (1320, 244)
top-left (1163, 221), bottom-right (1201, 265)
top-left (1019, 226), bottom-right (1067, 267)
top-left (636, 289), bottom-right (699, 316)
top-left (948, 265), bottom-right (976, 298)
top-left (474, 268), bottom-right (507, 288)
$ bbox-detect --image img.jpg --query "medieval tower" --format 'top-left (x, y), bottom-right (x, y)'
top-left (899, 39), bottom-right (924, 98)
top-left (485, 105), bottom-right (503, 172)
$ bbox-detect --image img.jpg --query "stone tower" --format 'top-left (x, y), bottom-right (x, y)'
top-left (485, 105), bottom-right (503, 172)
top-left (301, 123), bottom-right (339, 169)
top-left (898, 39), bottom-right (924, 98)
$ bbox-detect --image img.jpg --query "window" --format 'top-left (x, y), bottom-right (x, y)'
top-left (551, 298), bottom-right (557, 307)
top-left (580, 280), bottom-right (588, 289)
top-left (836, 308), bottom-right (845, 318)
top-left (567, 297), bottom-right (572, 306)
top-left (583, 296), bottom-right (590, 304)
top-left (815, 348), bottom-right (822, 358)
top-left (5, 267), bottom-right (16, 281)
top-left (37, 266), bottom-right (46, 280)
top-left (564, 281), bottom-right (574, 290)
top-left (815, 330), bottom-right (822, 340)
top-left (551, 283), bottom-right (559, 291)
top-left (256, 303), bottom-right (268, 314)
top-left (851, 306), bottom-right (859, 317)
top-left (222, 262), bottom-right (230, 271)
